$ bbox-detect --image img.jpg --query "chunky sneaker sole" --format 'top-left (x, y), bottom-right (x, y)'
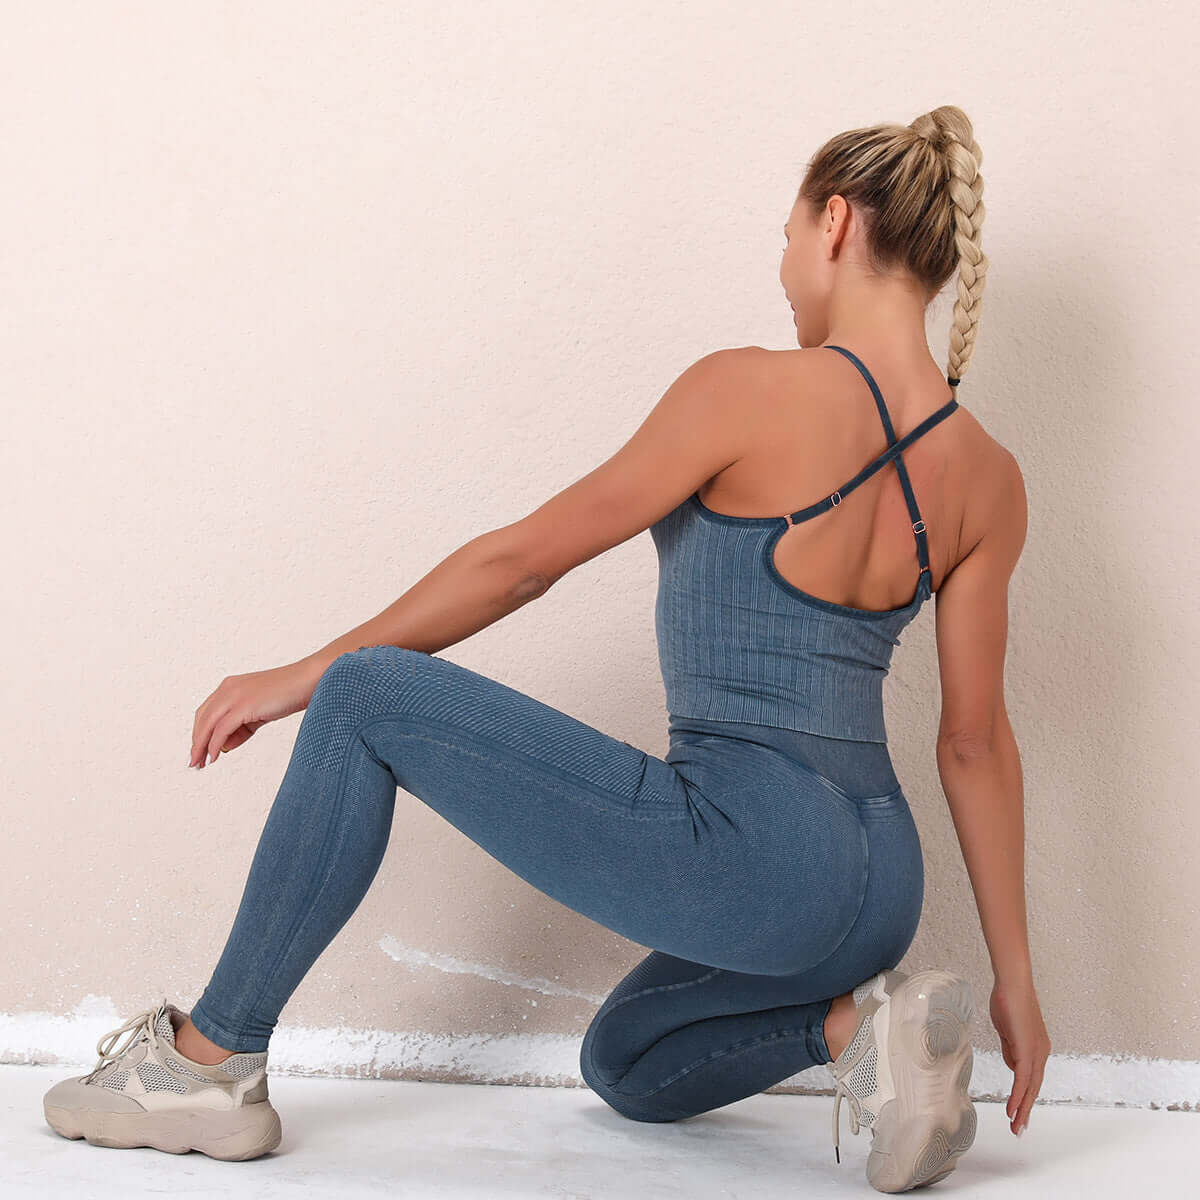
top-left (43, 999), bottom-right (282, 1161)
top-left (43, 1092), bottom-right (282, 1160)
top-left (864, 969), bottom-right (977, 1193)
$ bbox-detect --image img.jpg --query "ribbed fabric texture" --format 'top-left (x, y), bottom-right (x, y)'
top-left (293, 649), bottom-right (668, 805)
top-left (650, 493), bottom-right (930, 744)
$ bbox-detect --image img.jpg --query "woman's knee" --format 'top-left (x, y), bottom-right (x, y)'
top-left (310, 645), bottom-right (428, 714)
top-left (296, 646), bottom-right (432, 770)
top-left (579, 1017), bottom-right (689, 1124)
top-left (579, 1050), bottom-right (687, 1123)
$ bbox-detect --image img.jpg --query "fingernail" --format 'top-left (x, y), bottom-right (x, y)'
top-left (1017, 1124), bottom-right (1026, 1137)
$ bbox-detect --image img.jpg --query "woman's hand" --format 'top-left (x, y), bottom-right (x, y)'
top-left (189, 659), bottom-right (323, 768)
top-left (990, 975), bottom-right (1051, 1137)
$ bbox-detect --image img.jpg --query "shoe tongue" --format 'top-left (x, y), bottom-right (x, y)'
top-left (153, 1003), bottom-right (177, 1047)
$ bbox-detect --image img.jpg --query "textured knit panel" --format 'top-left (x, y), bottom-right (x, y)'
top-left (154, 1009), bottom-right (174, 1041)
top-left (137, 1061), bottom-right (188, 1093)
top-left (220, 1052), bottom-right (269, 1079)
top-left (650, 494), bottom-right (928, 743)
top-left (295, 647), bottom-right (673, 810)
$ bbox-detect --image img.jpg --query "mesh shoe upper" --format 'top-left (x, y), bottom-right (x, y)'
top-left (828, 969), bottom-right (906, 1162)
top-left (76, 998), bottom-right (269, 1110)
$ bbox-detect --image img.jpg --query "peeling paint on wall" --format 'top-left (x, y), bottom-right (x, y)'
top-left (3, 996), bottom-right (1197, 1108)
top-left (378, 936), bottom-right (609, 1004)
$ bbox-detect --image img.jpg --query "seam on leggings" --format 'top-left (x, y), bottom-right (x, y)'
top-left (675, 733), bottom-right (890, 814)
top-left (586, 966), bottom-right (735, 1085)
top-left (591, 966), bottom-right (840, 1087)
top-left (857, 785), bottom-right (905, 807)
top-left (612, 1023), bottom-right (827, 1100)
top-left (596, 967), bottom-right (725, 1019)
top-left (355, 712), bottom-right (692, 822)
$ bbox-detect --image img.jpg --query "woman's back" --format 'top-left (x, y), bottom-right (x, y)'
top-left (692, 342), bottom-right (1011, 613)
top-left (648, 341), bottom-right (1020, 747)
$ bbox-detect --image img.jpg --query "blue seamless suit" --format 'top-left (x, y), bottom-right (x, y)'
top-left (189, 344), bottom-right (960, 1122)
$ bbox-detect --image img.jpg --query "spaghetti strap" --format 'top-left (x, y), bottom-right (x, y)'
top-left (795, 344), bottom-right (959, 583)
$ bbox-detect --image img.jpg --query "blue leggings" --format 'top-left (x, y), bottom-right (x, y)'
top-left (189, 645), bottom-right (924, 1121)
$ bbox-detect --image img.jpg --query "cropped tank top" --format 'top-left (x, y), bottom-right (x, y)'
top-left (648, 344), bottom-right (960, 744)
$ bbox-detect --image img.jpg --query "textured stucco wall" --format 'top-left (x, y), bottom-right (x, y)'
top-left (3, 2), bottom-right (1196, 1108)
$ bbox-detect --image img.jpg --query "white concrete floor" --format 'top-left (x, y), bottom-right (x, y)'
top-left (3, 1063), bottom-right (1191, 1198)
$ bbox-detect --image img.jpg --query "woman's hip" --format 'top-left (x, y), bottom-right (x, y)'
top-left (664, 730), bottom-right (925, 976)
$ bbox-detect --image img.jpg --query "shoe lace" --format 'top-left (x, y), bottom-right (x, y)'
top-left (81, 998), bottom-right (169, 1084)
top-left (831, 1075), bottom-right (863, 1164)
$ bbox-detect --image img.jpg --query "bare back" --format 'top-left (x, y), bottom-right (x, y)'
top-left (695, 344), bottom-right (1011, 614)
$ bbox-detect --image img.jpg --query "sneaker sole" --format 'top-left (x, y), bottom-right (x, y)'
top-left (44, 1098), bottom-right (282, 1161)
top-left (866, 969), bottom-right (976, 1193)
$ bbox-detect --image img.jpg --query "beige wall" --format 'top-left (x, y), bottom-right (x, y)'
top-left (3, 3), bottom-right (1196, 1109)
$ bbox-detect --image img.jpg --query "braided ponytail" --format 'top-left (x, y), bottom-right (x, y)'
top-left (798, 105), bottom-right (989, 389)
top-left (909, 108), bottom-right (989, 388)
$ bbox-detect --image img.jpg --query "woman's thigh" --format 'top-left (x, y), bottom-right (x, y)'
top-left (300, 645), bottom-right (882, 977)
top-left (578, 801), bottom-right (924, 1121)
top-left (581, 795), bottom-right (925, 1079)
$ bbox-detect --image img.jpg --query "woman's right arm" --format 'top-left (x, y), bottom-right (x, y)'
top-left (937, 710), bottom-right (1032, 983)
top-left (934, 446), bottom-right (1030, 977)
top-left (932, 449), bottom-right (1049, 1137)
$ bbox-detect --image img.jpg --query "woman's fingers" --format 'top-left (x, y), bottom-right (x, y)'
top-left (1009, 1054), bottom-right (1047, 1134)
top-left (190, 707), bottom-right (216, 766)
top-left (191, 679), bottom-right (233, 767)
top-left (220, 725), bottom-right (256, 753)
top-left (201, 709), bottom-right (246, 767)
top-left (1017, 1057), bottom-right (1047, 1134)
top-left (189, 705), bottom-right (207, 766)
top-left (1008, 1062), bottom-right (1031, 1131)
top-left (190, 669), bottom-right (289, 767)
top-left (189, 671), bottom-right (286, 767)
top-left (191, 691), bottom-right (237, 767)
top-left (990, 980), bottom-right (1050, 1137)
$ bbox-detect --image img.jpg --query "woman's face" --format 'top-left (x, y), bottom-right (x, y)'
top-left (780, 195), bottom-right (936, 344)
top-left (778, 200), bottom-right (829, 348)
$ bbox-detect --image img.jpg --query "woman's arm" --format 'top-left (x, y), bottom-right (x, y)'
top-left (933, 454), bottom-right (1047, 1136)
top-left (936, 715), bottom-right (1032, 983)
top-left (289, 347), bottom-right (756, 691)
top-left (290, 530), bottom-right (548, 691)
top-left (932, 447), bottom-right (1031, 981)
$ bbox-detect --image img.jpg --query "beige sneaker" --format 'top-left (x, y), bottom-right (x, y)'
top-left (829, 968), bottom-right (976, 1193)
top-left (43, 998), bottom-right (281, 1161)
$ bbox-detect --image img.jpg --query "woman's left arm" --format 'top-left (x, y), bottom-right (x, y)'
top-left (294, 344), bottom-right (758, 686)
top-left (292, 531), bottom-right (548, 689)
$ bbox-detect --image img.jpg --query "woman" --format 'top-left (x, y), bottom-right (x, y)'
top-left (44, 104), bottom-right (1049, 1193)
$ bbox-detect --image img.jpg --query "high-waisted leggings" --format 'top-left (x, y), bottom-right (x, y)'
top-left (189, 644), bottom-right (924, 1121)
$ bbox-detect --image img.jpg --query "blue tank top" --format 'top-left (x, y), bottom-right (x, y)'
top-left (649, 344), bottom-right (960, 744)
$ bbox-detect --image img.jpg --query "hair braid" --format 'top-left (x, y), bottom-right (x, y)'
top-left (910, 108), bottom-right (988, 387)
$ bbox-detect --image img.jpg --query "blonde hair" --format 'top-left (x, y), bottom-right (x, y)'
top-left (797, 105), bottom-right (988, 389)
